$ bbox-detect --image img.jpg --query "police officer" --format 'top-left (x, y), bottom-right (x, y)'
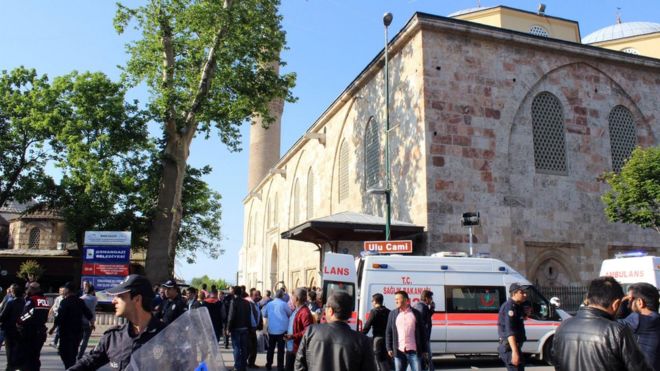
top-left (158, 279), bottom-right (186, 325)
top-left (69, 275), bottom-right (165, 371)
top-left (18, 282), bottom-right (51, 370)
top-left (497, 283), bottom-right (529, 371)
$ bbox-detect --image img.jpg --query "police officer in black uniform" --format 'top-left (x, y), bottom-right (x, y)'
top-left (68, 274), bottom-right (165, 371)
top-left (158, 279), bottom-right (186, 325)
top-left (497, 283), bottom-right (529, 371)
top-left (18, 282), bottom-right (51, 370)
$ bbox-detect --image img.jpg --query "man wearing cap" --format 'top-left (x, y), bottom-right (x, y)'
top-left (69, 274), bottom-right (166, 371)
top-left (50, 282), bottom-right (93, 368)
top-left (158, 279), bottom-right (187, 325)
top-left (18, 282), bottom-right (50, 370)
top-left (497, 283), bottom-right (529, 371)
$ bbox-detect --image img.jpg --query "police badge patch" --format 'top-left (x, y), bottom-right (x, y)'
top-left (508, 310), bottom-right (514, 317)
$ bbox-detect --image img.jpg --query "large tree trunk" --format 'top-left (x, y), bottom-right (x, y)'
top-left (145, 135), bottom-right (188, 284)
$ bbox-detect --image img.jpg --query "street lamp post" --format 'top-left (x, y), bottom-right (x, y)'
top-left (383, 12), bottom-right (393, 241)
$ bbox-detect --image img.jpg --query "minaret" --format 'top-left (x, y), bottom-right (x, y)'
top-left (247, 62), bottom-right (283, 191)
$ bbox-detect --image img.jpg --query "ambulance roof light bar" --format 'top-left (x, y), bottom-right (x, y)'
top-left (615, 251), bottom-right (648, 258)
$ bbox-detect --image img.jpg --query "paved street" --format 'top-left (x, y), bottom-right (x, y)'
top-left (1, 333), bottom-right (553, 370)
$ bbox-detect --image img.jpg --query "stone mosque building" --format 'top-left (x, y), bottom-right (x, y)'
top-left (239, 5), bottom-right (660, 291)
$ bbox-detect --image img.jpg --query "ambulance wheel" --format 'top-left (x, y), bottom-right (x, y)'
top-left (542, 337), bottom-right (554, 365)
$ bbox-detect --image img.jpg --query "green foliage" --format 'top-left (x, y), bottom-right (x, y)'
top-left (0, 67), bottom-right (62, 207)
top-left (114, 0), bottom-right (296, 150)
top-left (190, 274), bottom-right (230, 291)
top-left (602, 146), bottom-right (660, 233)
top-left (17, 259), bottom-right (45, 281)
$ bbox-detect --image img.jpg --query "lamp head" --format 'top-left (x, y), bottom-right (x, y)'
top-left (383, 12), bottom-right (393, 27)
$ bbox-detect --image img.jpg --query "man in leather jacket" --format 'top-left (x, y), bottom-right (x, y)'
top-left (295, 291), bottom-right (376, 371)
top-left (552, 276), bottom-right (653, 371)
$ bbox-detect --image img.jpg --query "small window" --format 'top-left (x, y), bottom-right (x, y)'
top-left (529, 25), bottom-right (549, 37)
top-left (531, 92), bottom-right (568, 175)
top-left (338, 141), bottom-right (349, 202)
top-left (293, 179), bottom-right (300, 225)
top-left (445, 286), bottom-right (506, 313)
top-left (364, 117), bottom-right (380, 188)
top-left (307, 168), bottom-right (314, 219)
top-left (29, 228), bottom-right (40, 249)
top-left (608, 105), bottom-right (636, 172)
top-left (621, 47), bottom-right (639, 55)
top-left (322, 280), bottom-right (355, 310)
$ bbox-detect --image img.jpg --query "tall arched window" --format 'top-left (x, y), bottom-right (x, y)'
top-left (29, 228), bottom-right (40, 249)
top-left (608, 105), bottom-right (637, 172)
top-left (531, 92), bottom-right (567, 175)
top-left (338, 141), bottom-right (349, 202)
top-left (307, 168), bottom-right (314, 219)
top-left (293, 179), bottom-right (300, 225)
top-left (364, 117), bottom-right (380, 188)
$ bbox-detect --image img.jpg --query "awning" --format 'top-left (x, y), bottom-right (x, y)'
top-left (280, 211), bottom-right (425, 245)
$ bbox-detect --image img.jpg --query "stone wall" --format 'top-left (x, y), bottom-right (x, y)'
top-left (422, 23), bottom-right (659, 285)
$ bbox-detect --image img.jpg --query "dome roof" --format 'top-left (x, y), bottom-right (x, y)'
top-left (448, 6), bottom-right (496, 18)
top-left (583, 21), bottom-right (660, 44)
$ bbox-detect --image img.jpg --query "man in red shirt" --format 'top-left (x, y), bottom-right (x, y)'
top-left (284, 288), bottom-right (313, 371)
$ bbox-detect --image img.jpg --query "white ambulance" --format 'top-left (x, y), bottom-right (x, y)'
top-left (321, 252), bottom-right (561, 363)
top-left (599, 252), bottom-right (660, 289)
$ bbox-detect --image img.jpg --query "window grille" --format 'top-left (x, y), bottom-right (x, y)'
top-left (621, 47), bottom-right (639, 55)
top-left (608, 105), bottom-right (636, 172)
top-left (529, 25), bottom-right (549, 37)
top-left (29, 228), bottom-right (40, 249)
top-left (531, 92), bottom-right (568, 175)
top-left (338, 141), bottom-right (349, 202)
top-left (293, 179), bottom-right (300, 225)
top-left (365, 117), bottom-right (381, 188)
top-left (307, 168), bottom-right (314, 219)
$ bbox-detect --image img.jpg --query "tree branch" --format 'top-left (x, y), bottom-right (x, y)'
top-left (182, 0), bottom-right (233, 146)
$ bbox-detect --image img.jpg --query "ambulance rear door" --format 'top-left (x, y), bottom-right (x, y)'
top-left (322, 253), bottom-right (358, 328)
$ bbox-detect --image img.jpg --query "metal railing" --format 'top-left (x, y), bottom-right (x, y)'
top-left (538, 286), bottom-right (588, 313)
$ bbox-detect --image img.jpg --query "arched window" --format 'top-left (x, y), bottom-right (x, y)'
top-left (307, 168), bottom-right (314, 220)
top-left (364, 117), bottom-right (380, 188)
top-left (29, 227), bottom-right (40, 249)
top-left (293, 179), bottom-right (300, 225)
top-left (608, 105), bottom-right (637, 172)
top-left (531, 92), bottom-right (567, 175)
top-left (529, 25), bottom-right (549, 37)
top-left (621, 47), bottom-right (639, 55)
top-left (338, 141), bottom-right (349, 202)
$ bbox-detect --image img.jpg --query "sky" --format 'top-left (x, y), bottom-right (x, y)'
top-left (1, 1), bottom-right (659, 284)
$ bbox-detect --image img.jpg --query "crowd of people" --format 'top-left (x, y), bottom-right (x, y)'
top-left (2, 274), bottom-right (660, 371)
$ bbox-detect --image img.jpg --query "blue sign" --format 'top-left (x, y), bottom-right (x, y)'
top-left (81, 275), bottom-right (125, 291)
top-left (83, 245), bottom-right (130, 264)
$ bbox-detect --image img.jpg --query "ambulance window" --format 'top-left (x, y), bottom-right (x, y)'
top-left (322, 281), bottom-right (355, 311)
top-left (445, 286), bottom-right (506, 313)
top-left (524, 286), bottom-right (551, 320)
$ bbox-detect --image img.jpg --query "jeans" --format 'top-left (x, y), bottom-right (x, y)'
top-left (231, 328), bottom-right (249, 371)
top-left (394, 351), bottom-right (421, 371)
top-left (78, 324), bottom-right (92, 359)
top-left (285, 350), bottom-right (296, 371)
top-left (247, 328), bottom-right (258, 366)
top-left (266, 333), bottom-right (285, 370)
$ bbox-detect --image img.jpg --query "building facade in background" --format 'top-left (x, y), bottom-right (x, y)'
top-left (239, 5), bottom-right (660, 292)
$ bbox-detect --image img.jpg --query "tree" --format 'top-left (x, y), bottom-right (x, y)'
top-left (0, 67), bottom-right (61, 207)
top-left (114, 0), bottom-right (295, 283)
top-left (602, 146), bottom-right (660, 233)
top-left (17, 259), bottom-right (45, 282)
top-left (190, 274), bottom-right (230, 291)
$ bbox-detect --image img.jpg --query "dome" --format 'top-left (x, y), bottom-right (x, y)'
top-left (583, 21), bottom-right (660, 44)
top-left (448, 6), bottom-right (496, 18)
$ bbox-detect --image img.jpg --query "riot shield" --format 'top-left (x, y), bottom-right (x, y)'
top-left (126, 306), bottom-right (227, 371)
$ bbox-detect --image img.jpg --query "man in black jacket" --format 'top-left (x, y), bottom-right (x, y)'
top-left (49, 282), bottom-right (93, 368)
top-left (362, 293), bottom-right (391, 371)
top-left (295, 291), bottom-right (375, 371)
top-left (413, 290), bottom-right (434, 371)
top-left (18, 282), bottom-right (50, 370)
top-left (385, 290), bottom-right (427, 371)
top-left (619, 282), bottom-right (660, 371)
top-left (158, 279), bottom-right (186, 325)
top-left (227, 286), bottom-right (252, 371)
top-left (0, 284), bottom-right (25, 370)
top-left (552, 276), bottom-right (653, 371)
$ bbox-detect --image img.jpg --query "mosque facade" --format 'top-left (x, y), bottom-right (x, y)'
top-left (239, 6), bottom-right (660, 291)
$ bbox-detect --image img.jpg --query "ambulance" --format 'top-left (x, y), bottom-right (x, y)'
top-left (321, 252), bottom-right (561, 363)
top-left (599, 252), bottom-right (660, 289)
